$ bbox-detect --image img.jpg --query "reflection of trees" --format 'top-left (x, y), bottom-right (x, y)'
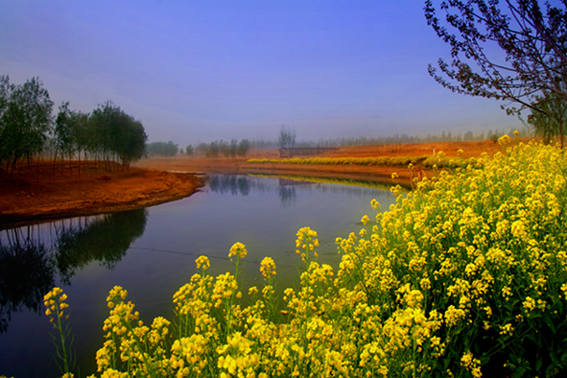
top-left (208, 174), bottom-right (393, 208)
top-left (277, 185), bottom-right (297, 208)
top-left (0, 240), bottom-right (54, 334)
top-left (0, 209), bottom-right (148, 333)
top-left (208, 175), bottom-right (273, 196)
top-left (55, 209), bottom-right (148, 284)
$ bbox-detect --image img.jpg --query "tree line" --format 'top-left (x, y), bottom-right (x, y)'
top-left (145, 139), bottom-right (252, 159)
top-left (195, 139), bottom-right (251, 158)
top-left (0, 75), bottom-right (147, 174)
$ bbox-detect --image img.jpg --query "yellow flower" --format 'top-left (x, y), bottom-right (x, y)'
top-left (228, 242), bottom-right (247, 259)
top-left (195, 255), bottom-right (210, 270)
top-left (498, 134), bottom-right (510, 146)
top-left (260, 257), bottom-right (277, 280)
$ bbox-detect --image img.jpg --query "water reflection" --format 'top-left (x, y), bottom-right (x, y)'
top-left (277, 186), bottom-right (296, 208)
top-left (0, 209), bottom-right (147, 333)
top-left (0, 239), bottom-right (54, 334)
top-left (207, 173), bottom-right (397, 208)
top-left (208, 175), bottom-right (252, 196)
top-left (55, 209), bottom-right (147, 284)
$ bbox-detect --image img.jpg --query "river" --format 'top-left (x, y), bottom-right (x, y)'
top-left (0, 173), bottom-right (396, 378)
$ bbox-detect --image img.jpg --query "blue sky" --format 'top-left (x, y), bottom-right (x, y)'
top-left (0, 0), bottom-right (523, 145)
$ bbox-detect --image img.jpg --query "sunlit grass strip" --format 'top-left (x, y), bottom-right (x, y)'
top-left (48, 138), bottom-right (567, 377)
top-left (247, 154), bottom-right (470, 169)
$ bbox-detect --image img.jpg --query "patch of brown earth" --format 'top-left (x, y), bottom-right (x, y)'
top-left (0, 161), bottom-right (205, 230)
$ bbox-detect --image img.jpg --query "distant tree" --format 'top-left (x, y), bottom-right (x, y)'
top-left (186, 144), bottom-right (193, 156)
top-left (229, 139), bottom-right (238, 158)
top-left (278, 125), bottom-right (296, 149)
top-left (146, 141), bottom-right (178, 158)
top-left (207, 141), bottom-right (219, 158)
top-left (196, 143), bottom-right (208, 156)
top-left (219, 140), bottom-right (230, 158)
top-left (237, 139), bottom-right (251, 157)
top-left (0, 75), bottom-right (53, 172)
top-left (425, 0), bottom-right (567, 141)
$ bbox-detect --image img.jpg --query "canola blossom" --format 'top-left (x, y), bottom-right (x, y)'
top-left (47, 140), bottom-right (567, 377)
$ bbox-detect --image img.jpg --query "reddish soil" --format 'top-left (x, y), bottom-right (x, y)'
top-left (0, 161), bottom-right (205, 230)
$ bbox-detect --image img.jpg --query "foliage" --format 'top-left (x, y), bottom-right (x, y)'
top-left (53, 102), bottom-right (91, 171)
top-left (425, 1), bottom-right (567, 113)
top-left (0, 74), bottom-right (147, 173)
top-left (525, 91), bottom-right (567, 147)
top-left (146, 141), bottom-right (179, 158)
top-left (278, 125), bottom-right (296, 149)
top-left (0, 75), bottom-right (53, 172)
top-left (186, 144), bottom-right (193, 156)
top-left (48, 140), bottom-right (567, 377)
top-left (191, 139), bottom-right (251, 158)
top-left (237, 139), bottom-right (251, 157)
top-left (89, 101), bottom-right (147, 169)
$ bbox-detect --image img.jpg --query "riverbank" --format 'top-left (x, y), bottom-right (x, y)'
top-left (0, 161), bottom-right (205, 230)
top-left (135, 138), bottom-right (524, 187)
top-left (136, 157), bottom-right (419, 187)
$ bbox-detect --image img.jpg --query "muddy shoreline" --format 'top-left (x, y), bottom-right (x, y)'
top-left (0, 163), bottom-right (206, 230)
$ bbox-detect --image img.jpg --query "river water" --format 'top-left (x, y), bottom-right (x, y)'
top-left (0, 173), bottom-right (396, 378)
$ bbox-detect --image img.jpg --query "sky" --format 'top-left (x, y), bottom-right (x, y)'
top-left (0, 0), bottom-right (524, 146)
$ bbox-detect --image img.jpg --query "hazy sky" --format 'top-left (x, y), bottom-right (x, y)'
top-left (1, 0), bottom-right (523, 145)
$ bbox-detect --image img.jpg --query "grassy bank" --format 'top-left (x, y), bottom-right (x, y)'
top-left (247, 153), bottom-right (471, 169)
top-left (47, 139), bottom-right (567, 377)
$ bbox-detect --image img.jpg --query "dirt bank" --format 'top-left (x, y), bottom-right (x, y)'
top-left (0, 161), bottom-right (205, 230)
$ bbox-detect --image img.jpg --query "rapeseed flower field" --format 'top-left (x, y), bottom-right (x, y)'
top-left (46, 139), bottom-right (567, 377)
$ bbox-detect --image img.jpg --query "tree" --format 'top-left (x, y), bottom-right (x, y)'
top-left (89, 101), bottom-right (147, 169)
top-left (207, 141), bottom-right (219, 158)
top-left (115, 117), bottom-right (147, 169)
top-left (229, 139), bottom-right (238, 158)
top-left (186, 144), bottom-right (193, 156)
top-left (278, 125), bottom-right (296, 149)
top-left (0, 75), bottom-right (53, 172)
top-left (146, 141), bottom-right (178, 158)
top-left (53, 102), bottom-right (77, 169)
top-left (425, 1), bottom-right (567, 137)
top-left (237, 139), bottom-right (251, 157)
top-left (525, 91), bottom-right (567, 144)
top-left (196, 143), bottom-right (208, 156)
